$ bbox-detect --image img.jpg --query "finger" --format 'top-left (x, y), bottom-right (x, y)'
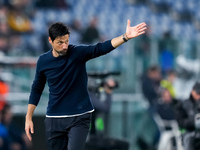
top-left (138, 31), bottom-right (146, 36)
top-left (25, 128), bottom-right (32, 141)
top-left (127, 19), bottom-right (131, 28)
top-left (137, 22), bottom-right (146, 27)
top-left (31, 127), bottom-right (34, 134)
top-left (136, 22), bottom-right (147, 30)
top-left (138, 27), bottom-right (147, 32)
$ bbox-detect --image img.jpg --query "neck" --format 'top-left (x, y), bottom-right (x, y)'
top-left (52, 49), bottom-right (59, 57)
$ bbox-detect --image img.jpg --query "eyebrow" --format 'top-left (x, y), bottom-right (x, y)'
top-left (57, 39), bottom-right (69, 43)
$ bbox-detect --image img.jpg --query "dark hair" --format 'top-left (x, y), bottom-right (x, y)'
top-left (193, 82), bottom-right (200, 94)
top-left (148, 65), bottom-right (160, 72)
top-left (48, 22), bottom-right (70, 42)
top-left (2, 103), bottom-right (11, 116)
top-left (166, 69), bottom-right (176, 76)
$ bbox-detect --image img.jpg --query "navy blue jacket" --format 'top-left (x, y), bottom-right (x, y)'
top-left (29, 40), bottom-right (115, 116)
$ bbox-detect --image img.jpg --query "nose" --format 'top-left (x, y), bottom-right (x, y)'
top-left (63, 43), bottom-right (68, 49)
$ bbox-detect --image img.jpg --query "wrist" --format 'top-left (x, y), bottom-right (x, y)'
top-left (122, 33), bottom-right (129, 42)
top-left (26, 114), bottom-right (33, 120)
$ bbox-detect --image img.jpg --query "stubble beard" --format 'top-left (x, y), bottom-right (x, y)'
top-left (55, 49), bottom-right (68, 56)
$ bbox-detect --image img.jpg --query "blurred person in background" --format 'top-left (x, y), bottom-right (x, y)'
top-left (0, 5), bottom-right (10, 35)
top-left (8, 33), bottom-right (25, 56)
top-left (0, 75), bottom-right (9, 105)
top-left (0, 73), bottom-right (10, 149)
top-left (69, 19), bottom-right (83, 44)
top-left (25, 20), bottom-right (147, 150)
top-left (2, 103), bottom-right (32, 150)
top-left (86, 77), bottom-right (129, 150)
top-left (160, 69), bottom-right (177, 99)
top-left (159, 31), bottom-right (177, 77)
top-left (81, 17), bottom-right (103, 44)
top-left (7, 6), bottom-right (33, 33)
top-left (157, 69), bottom-right (179, 125)
top-left (156, 88), bottom-right (177, 122)
top-left (88, 77), bottom-right (118, 137)
top-left (0, 1), bottom-right (35, 56)
top-left (0, 101), bottom-right (9, 150)
top-left (175, 82), bottom-right (200, 150)
top-left (155, 88), bottom-right (181, 150)
top-left (0, 5), bottom-right (11, 55)
top-left (0, 22), bottom-right (10, 35)
top-left (141, 65), bottom-right (162, 111)
top-left (140, 65), bottom-right (162, 150)
top-left (6, 0), bottom-right (33, 34)
top-left (0, 34), bottom-right (10, 55)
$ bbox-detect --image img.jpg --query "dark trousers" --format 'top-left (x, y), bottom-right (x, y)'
top-left (44, 113), bottom-right (91, 150)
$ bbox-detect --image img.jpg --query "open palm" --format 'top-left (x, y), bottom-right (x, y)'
top-left (126, 19), bottom-right (147, 39)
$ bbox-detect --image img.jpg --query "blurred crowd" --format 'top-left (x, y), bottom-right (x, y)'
top-left (139, 64), bottom-right (200, 150)
top-left (140, 65), bottom-right (178, 149)
top-left (0, 0), bottom-right (34, 56)
top-left (0, 102), bottom-right (32, 150)
top-left (0, 0), bottom-right (105, 57)
top-left (0, 78), bottom-right (32, 150)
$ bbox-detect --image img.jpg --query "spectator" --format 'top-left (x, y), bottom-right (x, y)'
top-left (0, 101), bottom-right (9, 150)
top-left (156, 88), bottom-right (177, 121)
top-left (8, 33), bottom-right (25, 56)
top-left (0, 77), bottom-right (9, 102)
top-left (2, 103), bottom-right (32, 150)
top-left (159, 31), bottom-right (177, 76)
top-left (175, 82), bottom-right (200, 150)
top-left (88, 78), bottom-right (117, 136)
top-left (7, 6), bottom-right (33, 33)
top-left (81, 17), bottom-right (102, 44)
top-left (141, 65), bottom-right (162, 111)
top-left (0, 5), bottom-right (10, 35)
top-left (160, 69), bottom-right (177, 98)
top-left (0, 34), bottom-right (10, 55)
top-left (140, 65), bottom-right (162, 150)
top-left (69, 19), bottom-right (83, 44)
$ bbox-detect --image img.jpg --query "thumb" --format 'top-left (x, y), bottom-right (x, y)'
top-left (31, 127), bottom-right (34, 134)
top-left (127, 19), bottom-right (131, 28)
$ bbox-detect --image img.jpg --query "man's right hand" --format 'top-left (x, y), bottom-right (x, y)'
top-left (25, 119), bottom-right (34, 141)
top-left (25, 104), bottom-right (36, 141)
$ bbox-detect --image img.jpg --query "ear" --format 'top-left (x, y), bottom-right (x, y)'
top-left (48, 37), bottom-right (52, 44)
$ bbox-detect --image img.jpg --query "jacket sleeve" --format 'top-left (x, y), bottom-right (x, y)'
top-left (175, 102), bottom-right (195, 131)
top-left (28, 57), bottom-right (46, 106)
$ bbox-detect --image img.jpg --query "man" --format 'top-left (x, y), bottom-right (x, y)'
top-left (176, 82), bottom-right (200, 150)
top-left (141, 65), bottom-right (162, 111)
top-left (88, 77), bottom-right (117, 136)
top-left (25, 20), bottom-right (147, 150)
top-left (140, 65), bottom-right (162, 149)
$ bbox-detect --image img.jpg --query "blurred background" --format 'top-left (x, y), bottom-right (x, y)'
top-left (0, 0), bottom-right (200, 150)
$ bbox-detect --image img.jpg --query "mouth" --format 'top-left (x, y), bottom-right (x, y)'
top-left (56, 49), bottom-right (68, 56)
top-left (63, 49), bottom-right (67, 53)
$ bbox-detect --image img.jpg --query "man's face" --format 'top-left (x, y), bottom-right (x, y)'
top-left (49, 34), bottom-right (69, 57)
top-left (149, 70), bottom-right (161, 81)
top-left (192, 90), bottom-right (200, 101)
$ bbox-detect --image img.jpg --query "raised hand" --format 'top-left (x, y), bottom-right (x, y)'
top-left (125, 19), bottom-right (147, 39)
